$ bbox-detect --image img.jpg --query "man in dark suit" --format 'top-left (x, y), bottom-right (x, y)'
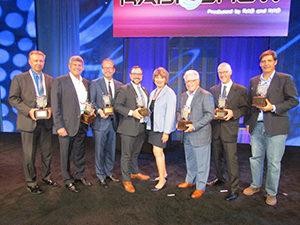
top-left (243, 50), bottom-right (298, 206)
top-left (90, 58), bottom-right (123, 188)
top-left (177, 70), bottom-right (214, 199)
top-left (9, 50), bottom-right (57, 194)
top-left (209, 62), bottom-right (249, 201)
top-left (51, 55), bottom-right (92, 193)
top-left (115, 66), bottom-right (150, 193)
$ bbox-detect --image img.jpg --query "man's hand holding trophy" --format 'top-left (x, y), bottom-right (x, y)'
top-left (214, 94), bottom-right (228, 120)
top-left (136, 95), bottom-right (149, 117)
top-left (252, 83), bottom-right (267, 108)
top-left (80, 101), bottom-right (96, 125)
top-left (177, 105), bottom-right (192, 131)
top-left (30, 95), bottom-right (50, 121)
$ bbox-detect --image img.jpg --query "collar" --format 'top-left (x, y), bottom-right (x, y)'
top-left (69, 72), bottom-right (82, 82)
top-left (260, 71), bottom-right (275, 82)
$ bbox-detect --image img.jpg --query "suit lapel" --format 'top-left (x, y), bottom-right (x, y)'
top-left (100, 78), bottom-right (108, 95)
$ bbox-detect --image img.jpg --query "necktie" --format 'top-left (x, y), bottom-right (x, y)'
top-left (137, 85), bottom-right (146, 107)
top-left (35, 74), bottom-right (44, 96)
top-left (222, 86), bottom-right (227, 98)
top-left (108, 81), bottom-right (113, 98)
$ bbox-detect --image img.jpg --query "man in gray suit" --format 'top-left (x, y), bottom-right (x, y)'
top-left (243, 50), bottom-right (298, 206)
top-left (51, 55), bottom-right (92, 193)
top-left (115, 66), bottom-right (150, 193)
top-left (209, 62), bottom-right (249, 201)
top-left (90, 58), bottom-right (123, 188)
top-left (9, 50), bottom-right (57, 194)
top-left (177, 70), bottom-right (214, 199)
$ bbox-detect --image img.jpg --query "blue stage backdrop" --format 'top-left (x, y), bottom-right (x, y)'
top-left (0, 0), bottom-right (299, 145)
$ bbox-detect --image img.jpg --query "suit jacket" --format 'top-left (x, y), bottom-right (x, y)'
top-left (115, 82), bottom-right (148, 137)
top-left (245, 72), bottom-right (299, 135)
top-left (90, 77), bottom-right (123, 131)
top-left (146, 85), bottom-right (177, 134)
top-left (51, 74), bottom-right (89, 137)
top-left (179, 87), bottom-right (214, 146)
top-left (9, 71), bottom-right (53, 132)
top-left (210, 83), bottom-right (249, 142)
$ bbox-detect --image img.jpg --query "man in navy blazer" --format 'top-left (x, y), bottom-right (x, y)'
top-left (51, 55), bottom-right (92, 193)
top-left (243, 50), bottom-right (299, 206)
top-left (9, 50), bottom-right (57, 194)
top-left (115, 66), bottom-right (150, 193)
top-left (209, 62), bottom-right (249, 201)
top-left (90, 58), bottom-right (123, 188)
top-left (177, 70), bottom-right (214, 199)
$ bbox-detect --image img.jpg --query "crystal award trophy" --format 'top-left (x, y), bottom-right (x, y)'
top-left (252, 82), bottom-right (267, 108)
top-left (80, 101), bottom-right (96, 125)
top-left (102, 94), bottom-right (114, 116)
top-left (215, 95), bottom-right (228, 120)
top-left (35, 95), bottom-right (48, 120)
top-left (177, 105), bottom-right (192, 131)
top-left (136, 96), bottom-right (149, 117)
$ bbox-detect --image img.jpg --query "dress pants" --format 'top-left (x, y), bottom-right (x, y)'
top-left (120, 123), bottom-right (146, 181)
top-left (94, 120), bottom-right (116, 181)
top-left (21, 121), bottom-right (52, 187)
top-left (212, 137), bottom-right (239, 193)
top-left (59, 122), bottom-right (88, 185)
top-left (184, 138), bottom-right (211, 191)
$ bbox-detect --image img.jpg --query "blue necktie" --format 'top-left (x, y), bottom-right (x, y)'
top-left (222, 86), bottom-right (227, 98)
top-left (34, 73), bottom-right (44, 96)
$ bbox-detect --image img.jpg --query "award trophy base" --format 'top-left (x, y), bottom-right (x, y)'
top-left (35, 109), bottom-right (48, 120)
top-left (103, 106), bottom-right (114, 116)
top-left (252, 96), bottom-right (267, 108)
top-left (138, 107), bottom-right (149, 117)
top-left (80, 113), bottom-right (96, 125)
top-left (215, 109), bottom-right (228, 120)
top-left (177, 119), bottom-right (192, 131)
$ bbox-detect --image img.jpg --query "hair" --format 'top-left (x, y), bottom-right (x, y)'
top-left (217, 62), bottom-right (232, 73)
top-left (69, 55), bottom-right (84, 65)
top-left (183, 69), bottom-right (200, 81)
top-left (101, 58), bottom-right (115, 68)
top-left (259, 50), bottom-right (277, 61)
top-left (130, 65), bottom-right (143, 74)
top-left (152, 67), bottom-right (169, 83)
top-left (29, 50), bottom-right (46, 59)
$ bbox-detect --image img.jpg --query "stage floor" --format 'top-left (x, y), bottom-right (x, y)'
top-left (0, 132), bottom-right (299, 225)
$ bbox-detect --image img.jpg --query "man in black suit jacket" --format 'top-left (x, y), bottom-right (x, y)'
top-left (90, 58), bottom-right (123, 188)
top-left (243, 50), bottom-right (298, 206)
top-left (51, 55), bottom-right (92, 193)
top-left (209, 62), bottom-right (249, 201)
top-left (9, 50), bottom-right (57, 194)
top-left (115, 66), bottom-right (150, 193)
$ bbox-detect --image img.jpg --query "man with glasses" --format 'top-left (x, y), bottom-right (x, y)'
top-left (90, 58), bottom-right (123, 188)
top-left (115, 66), bottom-right (150, 193)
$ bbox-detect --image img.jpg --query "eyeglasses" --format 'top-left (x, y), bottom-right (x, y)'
top-left (102, 67), bottom-right (114, 70)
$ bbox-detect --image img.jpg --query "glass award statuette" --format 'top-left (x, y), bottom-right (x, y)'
top-left (177, 105), bottom-right (192, 131)
top-left (35, 95), bottom-right (48, 120)
top-left (136, 96), bottom-right (149, 117)
top-left (80, 101), bottom-right (96, 125)
top-left (252, 83), bottom-right (267, 108)
top-left (215, 95), bottom-right (228, 120)
top-left (103, 95), bottom-right (114, 116)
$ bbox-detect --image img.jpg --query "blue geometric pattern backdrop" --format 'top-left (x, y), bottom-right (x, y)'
top-left (0, 0), bottom-right (36, 132)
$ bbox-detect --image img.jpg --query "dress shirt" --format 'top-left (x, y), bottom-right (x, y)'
top-left (69, 72), bottom-right (88, 114)
top-left (104, 77), bottom-right (115, 98)
top-left (221, 79), bottom-right (233, 97)
top-left (257, 71), bottom-right (276, 121)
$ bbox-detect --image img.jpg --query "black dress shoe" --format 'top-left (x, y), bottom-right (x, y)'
top-left (75, 178), bottom-right (92, 186)
top-left (42, 178), bottom-right (59, 187)
top-left (65, 183), bottom-right (79, 193)
top-left (27, 185), bottom-right (43, 194)
top-left (225, 192), bottom-right (239, 201)
top-left (150, 176), bottom-right (168, 182)
top-left (151, 185), bottom-right (166, 192)
top-left (106, 175), bottom-right (120, 182)
top-left (207, 178), bottom-right (225, 186)
top-left (98, 180), bottom-right (109, 189)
